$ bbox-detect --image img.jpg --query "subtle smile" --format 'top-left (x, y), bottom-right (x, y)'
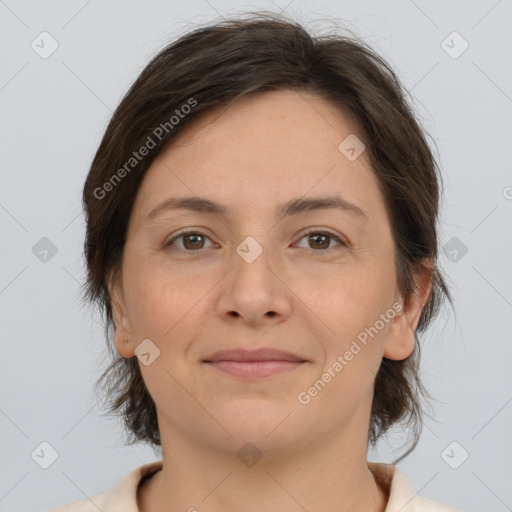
top-left (202, 348), bottom-right (308, 380)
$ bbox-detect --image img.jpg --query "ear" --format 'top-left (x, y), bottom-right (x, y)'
top-left (107, 272), bottom-right (135, 359)
top-left (383, 259), bottom-right (433, 361)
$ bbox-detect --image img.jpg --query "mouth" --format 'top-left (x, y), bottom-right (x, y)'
top-left (203, 348), bottom-right (308, 380)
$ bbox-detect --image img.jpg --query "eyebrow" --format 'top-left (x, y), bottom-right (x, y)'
top-left (146, 195), bottom-right (367, 222)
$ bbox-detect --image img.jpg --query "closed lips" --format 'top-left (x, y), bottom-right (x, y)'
top-left (203, 348), bottom-right (307, 362)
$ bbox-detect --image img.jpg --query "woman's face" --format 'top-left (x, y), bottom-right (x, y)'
top-left (110, 89), bottom-right (426, 456)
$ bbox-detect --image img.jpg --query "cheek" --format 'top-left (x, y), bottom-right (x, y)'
top-left (122, 253), bottom-right (206, 341)
top-left (303, 261), bottom-right (395, 378)
top-left (305, 284), bottom-right (390, 411)
top-left (308, 265), bottom-right (392, 336)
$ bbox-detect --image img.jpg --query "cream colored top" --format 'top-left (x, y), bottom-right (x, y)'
top-left (49, 460), bottom-right (460, 511)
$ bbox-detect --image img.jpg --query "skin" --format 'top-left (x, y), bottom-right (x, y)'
top-left (109, 89), bottom-right (432, 512)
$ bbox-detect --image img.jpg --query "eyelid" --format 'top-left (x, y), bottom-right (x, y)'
top-left (295, 228), bottom-right (347, 251)
top-left (164, 227), bottom-right (348, 252)
top-left (164, 229), bottom-right (217, 249)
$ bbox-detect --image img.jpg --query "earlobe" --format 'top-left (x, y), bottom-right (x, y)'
top-left (383, 261), bottom-right (433, 361)
top-left (108, 275), bottom-right (134, 359)
top-left (383, 308), bottom-right (416, 361)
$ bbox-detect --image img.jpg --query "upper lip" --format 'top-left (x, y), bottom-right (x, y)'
top-left (203, 348), bottom-right (307, 362)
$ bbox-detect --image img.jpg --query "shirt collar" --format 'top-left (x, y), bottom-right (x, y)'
top-left (97, 460), bottom-right (450, 512)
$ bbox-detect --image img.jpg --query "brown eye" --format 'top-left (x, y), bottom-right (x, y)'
top-left (308, 233), bottom-right (330, 250)
top-left (166, 231), bottom-right (214, 251)
top-left (296, 231), bottom-right (346, 252)
top-left (182, 233), bottom-right (206, 250)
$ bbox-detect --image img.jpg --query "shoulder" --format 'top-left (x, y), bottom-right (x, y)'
top-left (368, 462), bottom-right (461, 512)
top-left (47, 460), bottom-right (164, 512)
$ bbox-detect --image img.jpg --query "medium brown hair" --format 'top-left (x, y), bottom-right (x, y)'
top-left (81, 11), bottom-right (454, 463)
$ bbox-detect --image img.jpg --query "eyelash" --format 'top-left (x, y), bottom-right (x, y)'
top-left (164, 229), bottom-right (347, 254)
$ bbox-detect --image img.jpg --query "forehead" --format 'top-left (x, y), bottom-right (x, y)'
top-left (130, 89), bottom-right (387, 230)
top-left (174, 89), bottom-right (360, 150)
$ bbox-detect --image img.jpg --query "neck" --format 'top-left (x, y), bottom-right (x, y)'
top-left (138, 427), bottom-right (389, 512)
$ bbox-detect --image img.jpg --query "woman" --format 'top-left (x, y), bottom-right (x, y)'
top-left (51, 11), bottom-right (458, 512)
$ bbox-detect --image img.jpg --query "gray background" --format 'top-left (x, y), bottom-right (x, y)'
top-left (1, 1), bottom-right (511, 511)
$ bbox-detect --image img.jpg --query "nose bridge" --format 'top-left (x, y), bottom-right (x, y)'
top-left (232, 233), bottom-right (279, 289)
top-left (219, 232), bottom-right (290, 322)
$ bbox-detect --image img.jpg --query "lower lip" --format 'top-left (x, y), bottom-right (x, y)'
top-left (204, 360), bottom-right (305, 379)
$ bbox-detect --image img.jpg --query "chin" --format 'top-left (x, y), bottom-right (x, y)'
top-left (212, 399), bottom-right (308, 453)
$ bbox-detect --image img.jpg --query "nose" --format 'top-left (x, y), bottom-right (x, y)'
top-left (216, 236), bottom-right (292, 326)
